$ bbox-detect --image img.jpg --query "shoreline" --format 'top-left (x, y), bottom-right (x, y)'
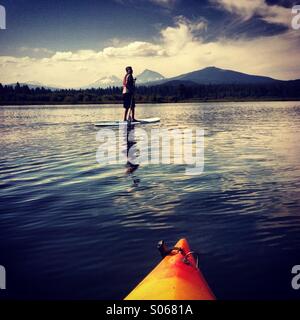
top-left (1, 97), bottom-right (300, 106)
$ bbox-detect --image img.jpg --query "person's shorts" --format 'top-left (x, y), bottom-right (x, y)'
top-left (123, 93), bottom-right (135, 109)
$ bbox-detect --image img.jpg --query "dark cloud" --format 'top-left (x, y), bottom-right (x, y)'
top-left (266, 0), bottom-right (299, 8)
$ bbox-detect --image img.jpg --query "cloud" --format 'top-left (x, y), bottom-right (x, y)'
top-left (51, 50), bottom-right (100, 62)
top-left (212, 0), bottom-right (291, 27)
top-left (0, 56), bottom-right (34, 66)
top-left (102, 41), bottom-right (166, 57)
top-left (114, 0), bottom-right (178, 8)
top-left (161, 16), bottom-right (207, 55)
top-left (0, 15), bottom-right (300, 87)
top-left (150, 0), bottom-right (178, 8)
top-left (19, 47), bottom-right (54, 54)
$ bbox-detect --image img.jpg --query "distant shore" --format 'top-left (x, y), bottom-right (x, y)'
top-left (1, 81), bottom-right (300, 106)
top-left (1, 97), bottom-right (300, 106)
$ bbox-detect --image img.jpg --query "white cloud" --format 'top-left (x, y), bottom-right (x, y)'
top-left (102, 41), bottom-right (166, 57)
top-left (114, 0), bottom-right (178, 8)
top-left (212, 0), bottom-right (291, 26)
top-left (51, 50), bottom-right (99, 62)
top-left (150, 0), bottom-right (178, 8)
top-left (0, 16), bottom-right (300, 87)
top-left (19, 47), bottom-right (54, 54)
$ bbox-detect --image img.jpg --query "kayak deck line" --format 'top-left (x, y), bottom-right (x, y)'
top-left (125, 238), bottom-right (215, 300)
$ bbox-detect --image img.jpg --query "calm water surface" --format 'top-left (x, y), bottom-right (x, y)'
top-left (1, 102), bottom-right (300, 299)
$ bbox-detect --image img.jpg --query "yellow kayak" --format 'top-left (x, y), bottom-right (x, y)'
top-left (125, 238), bottom-right (215, 300)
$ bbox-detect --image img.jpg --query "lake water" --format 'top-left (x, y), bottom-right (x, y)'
top-left (0, 102), bottom-right (300, 300)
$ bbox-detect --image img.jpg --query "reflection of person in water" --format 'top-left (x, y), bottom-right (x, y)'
top-left (125, 125), bottom-right (140, 186)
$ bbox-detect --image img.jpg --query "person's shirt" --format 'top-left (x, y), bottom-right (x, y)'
top-left (123, 74), bottom-right (135, 94)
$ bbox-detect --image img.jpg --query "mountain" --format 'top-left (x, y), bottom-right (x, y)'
top-left (161, 67), bottom-right (278, 85)
top-left (8, 82), bottom-right (61, 90)
top-left (82, 75), bottom-right (122, 89)
top-left (24, 81), bottom-right (46, 88)
top-left (136, 69), bottom-right (165, 84)
top-left (158, 80), bottom-right (198, 87)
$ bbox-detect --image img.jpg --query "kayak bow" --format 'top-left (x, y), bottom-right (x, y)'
top-left (125, 238), bottom-right (215, 300)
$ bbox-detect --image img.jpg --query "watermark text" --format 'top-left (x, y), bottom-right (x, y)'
top-left (292, 5), bottom-right (300, 30)
top-left (292, 265), bottom-right (300, 290)
top-left (0, 5), bottom-right (6, 30)
top-left (96, 125), bottom-right (204, 176)
top-left (0, 265), bottom-right (6, 289)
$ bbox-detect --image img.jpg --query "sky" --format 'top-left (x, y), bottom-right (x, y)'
top-left (0, 0), bottom-right (300, 87)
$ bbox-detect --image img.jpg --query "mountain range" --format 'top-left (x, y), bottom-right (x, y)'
top-left (8, 81), bottom-right (62, 91)
top-left (79, 69), bottom-right (165, 89)
top-left (7, 66), bottom-right (299, 90)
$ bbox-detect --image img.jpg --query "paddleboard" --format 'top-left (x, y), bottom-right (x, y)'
top-left (94, 117), bottom-right (160, 127)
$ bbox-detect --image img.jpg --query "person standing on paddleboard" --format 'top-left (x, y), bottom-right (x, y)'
top-left (123, 66), bottom-right (137, 121)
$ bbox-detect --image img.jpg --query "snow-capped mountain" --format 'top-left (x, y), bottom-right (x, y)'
top-left (83, 75), bottom-right (122, 89)
top-left (136, 69), bottom-right (165, 84)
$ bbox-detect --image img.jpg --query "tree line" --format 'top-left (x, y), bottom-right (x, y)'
top-left (1, 81), bottom-right (300, 105)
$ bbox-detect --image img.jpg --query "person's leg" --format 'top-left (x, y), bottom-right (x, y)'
top-left (124, 108), bottom-right (129, 121)
top-left (123, 93), bottom-right (129, 121)
top-left (131, 98), bottom-right (137, 121)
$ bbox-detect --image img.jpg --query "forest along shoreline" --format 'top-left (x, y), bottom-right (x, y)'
top-left (1, 81), bottom-right (300, 105)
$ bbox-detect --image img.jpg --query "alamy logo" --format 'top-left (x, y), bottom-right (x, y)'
top-left (0, 5), bottom-right (6, 30)
top-left (292, 5), bottom-right (300, 30)
top-left (96, 126), bottom-right (204, 176)
top-left (0, 265), bottom-right (6, 289)
top-left (291, 265), bottom-right (300, 290)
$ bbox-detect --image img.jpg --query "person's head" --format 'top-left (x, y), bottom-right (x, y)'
top-left (126, 66), bottom-right (133, 74)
